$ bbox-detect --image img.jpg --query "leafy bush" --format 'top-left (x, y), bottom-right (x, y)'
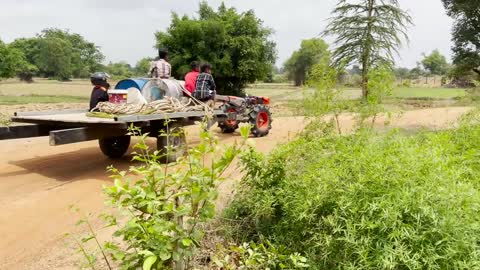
top-left (73, 124), bottom-right (249, 270)
top-left (226, 116), bottom-right (480, 269)
top-left (211, 242), bottom-right (309, 269)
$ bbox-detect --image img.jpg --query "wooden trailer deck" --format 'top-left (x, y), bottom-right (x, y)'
top-left (11, 109), bottom-right (225, 128)
top-left (1, 109), bottom-right (226, 156)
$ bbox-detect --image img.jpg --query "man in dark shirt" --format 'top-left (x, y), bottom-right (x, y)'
top-left (193, 63), bottom-right (216, 101)
top-left (89, 72), bottom-right (110, 111)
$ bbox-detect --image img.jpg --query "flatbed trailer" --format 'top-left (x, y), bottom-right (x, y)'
top-left (0, 109), bottom-right (226, 162)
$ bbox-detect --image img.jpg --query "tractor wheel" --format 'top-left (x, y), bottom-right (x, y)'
top-left (157, 126), bottom-right (187, 163)
top-left (99, 135), bottom-right (131, 158)
top-left (250, 105), bottom-right (272, 137)
top-left (218, 105), bottom-right (239, 133)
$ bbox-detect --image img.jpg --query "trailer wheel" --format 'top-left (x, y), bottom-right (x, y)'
top-left (157, 126), bottom-right (187, 163)
top-left (99, 135), bottom-right (131, 158)
top-left (218, 105), bottom-right (239, 133)
top-left (250, 105), bottom-right (272, 137)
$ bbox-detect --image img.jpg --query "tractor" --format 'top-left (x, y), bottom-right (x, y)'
top-left (215, 95), bottom-right (272, 137)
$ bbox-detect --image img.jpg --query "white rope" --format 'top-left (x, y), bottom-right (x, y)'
top-left (92, 96), bottom-right (213, 117)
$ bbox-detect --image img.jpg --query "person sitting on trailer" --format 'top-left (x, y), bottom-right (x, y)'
top-left (184, 61), bottom-right (200, 96)
top-left (193, 63), bottom-right (216, 101)
top-left (150, 49), bottom-right (171, 79)
top-left (89, 72), bottom-right (111, 111)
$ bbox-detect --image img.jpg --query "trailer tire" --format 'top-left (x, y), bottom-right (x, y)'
top-left (157, 126), bottom-right (187, 163)
top-left (250, 105), bottom-right (272, 137)
top-left (99, 135), bottom-right (131, 158)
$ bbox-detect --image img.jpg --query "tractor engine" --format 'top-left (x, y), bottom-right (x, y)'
top-left (216, 95), bottom-right (272, 137)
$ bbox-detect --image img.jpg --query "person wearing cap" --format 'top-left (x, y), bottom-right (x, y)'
top-left (184, 61), bottom-right (200, 95)
top-left (150, 49), bottom-right (171, 79)
top-left (89, 72), bottom-right (110, 111)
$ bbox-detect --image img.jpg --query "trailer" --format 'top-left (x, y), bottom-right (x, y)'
top-left (0, 109), bottom-right (226, 163)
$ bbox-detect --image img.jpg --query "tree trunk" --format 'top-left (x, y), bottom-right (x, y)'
top-left (361, 0), bottom-right (375, 100)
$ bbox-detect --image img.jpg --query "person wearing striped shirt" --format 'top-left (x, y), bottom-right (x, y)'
top-left (193, 63), bottom-right (216, 101)
top-left (150, 49), bottom-right (171, 79)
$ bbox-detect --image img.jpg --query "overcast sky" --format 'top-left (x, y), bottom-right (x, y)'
top-left (0, 0), bottom-right (453, 68)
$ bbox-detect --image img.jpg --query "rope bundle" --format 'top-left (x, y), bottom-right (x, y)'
top-left (91, 96), bottom-right (213, 116)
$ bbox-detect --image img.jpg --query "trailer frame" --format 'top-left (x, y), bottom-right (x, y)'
top-left (0, 108), bottom-right (226, 161)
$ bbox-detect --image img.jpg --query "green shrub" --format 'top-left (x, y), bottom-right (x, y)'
top-left (226, 120), bottom-right (480, 269)
top-left (211, 242), bottom-right (309, 269)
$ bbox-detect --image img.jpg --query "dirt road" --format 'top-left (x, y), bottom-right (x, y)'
top-left (0, 107), bottom-right (472, 269)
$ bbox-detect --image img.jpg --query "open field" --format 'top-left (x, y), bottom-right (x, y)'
top-left (0, 95), bottom-right (88, 105)
top-left (392, 87), bottom-right (466, 98)
top-left (1, 80), bottom-right (467, 104)
top-left (0, 78), bottom-right (93, 97)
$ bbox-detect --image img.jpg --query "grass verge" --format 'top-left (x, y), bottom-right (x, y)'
top-left (0, 95), bottom-right (89, 105)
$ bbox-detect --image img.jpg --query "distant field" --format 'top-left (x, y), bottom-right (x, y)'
top-left (0, 78), bottom-right (93, 97)
top-left (0, 80), bottom-right (468, 106)
top-left (0, 95), bottom-right (88, 105)
top-left (392, 87), bottom-right (466, 99)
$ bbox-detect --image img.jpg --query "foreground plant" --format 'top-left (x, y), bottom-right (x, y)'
top-left (211, 242), bottom-right (309, 269)
top-left (0, 113), bottom-right (11, 126)
top-left (84, 123), bottom-right (250, 270)
top-left (227, 116), bottom-right (480, 269)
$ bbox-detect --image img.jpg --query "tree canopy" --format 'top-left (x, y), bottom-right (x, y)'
top-left (324, 0), bottom-right (412, 98)
top-left (284, 38), bottom-right (330, 86)
top-left (6, 28), bottom-right (105, 80)
top-left (442, 0), bottom-right (480, 73)
top-left (155, 2), bottom-right (276, 96)
top-left (0, 42), bottom-right (29, 79)
top-left (421, 50), bottom-right (450, 76)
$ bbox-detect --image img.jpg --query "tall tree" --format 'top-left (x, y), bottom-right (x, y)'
top-left (0, 42), bottom-right (29, 80)
top-left (38, 29), bottom-right (104, 78)
top-left (442, 0), bottom-right (480, 74)
top-left (324, 0), bottom-right (412, 98)
top-left (9, 38), bottom-right (40, 69)
top-left (394, 67), bottom-right (410, 83)
top-left (421, 50), bottom-right (450, 76)
top-left (156, 2), bottom-right (276, 96)
top-left (284, 38), bottom-right (330, 86)
top-left (36, 37), bottom-right (73, 80)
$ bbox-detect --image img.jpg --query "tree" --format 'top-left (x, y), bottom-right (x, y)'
top-left (9, 38), bottom-right (40, 82)
top-left (9, 38), bottom-right (40, 69)
top-left (324, 0), bottom-right (412, 99)
top-left (156, 2), bottom-right (276, 96)
top-left (134, 57), bottom-right (152, 77)
top-left (442, 0), bottom-right (480, 73)
top-left (0, 42), bottom-right (29, 79)
top-left (38, 29), bottom-right (104, 78)
top-left (284, 38), bottom-right (330, 86)
top-left (421, 50), bottom-right (450, 76)
top-left (394, 67), bottom-right (410, 84)
top-left (408, 66), bottom-right (426, 80)
top-left (105, 61), bottom-right (134, 79)
top-left (36, 37), bottom-right (74, 80)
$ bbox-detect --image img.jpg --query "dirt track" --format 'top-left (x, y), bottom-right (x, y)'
top-left (0, 107), bottom-right (473, 269)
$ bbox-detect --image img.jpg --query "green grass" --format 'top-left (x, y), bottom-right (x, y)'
top-left (0, 78), bottom-right (97, 97)
top-left (0, 95), bottom-right (89, 105)
top-left (392, 87), bottom-right (466, 99)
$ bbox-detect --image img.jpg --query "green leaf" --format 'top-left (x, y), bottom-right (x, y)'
top-left (159, 251), bottom-right (171, 261)
top-left (182, 238), bottom-right (193, 247)
top-left (142, 255), bottom-right (157, 270)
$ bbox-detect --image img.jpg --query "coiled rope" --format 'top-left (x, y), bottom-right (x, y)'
top-left (91, 96), bottom-right (213, 117)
